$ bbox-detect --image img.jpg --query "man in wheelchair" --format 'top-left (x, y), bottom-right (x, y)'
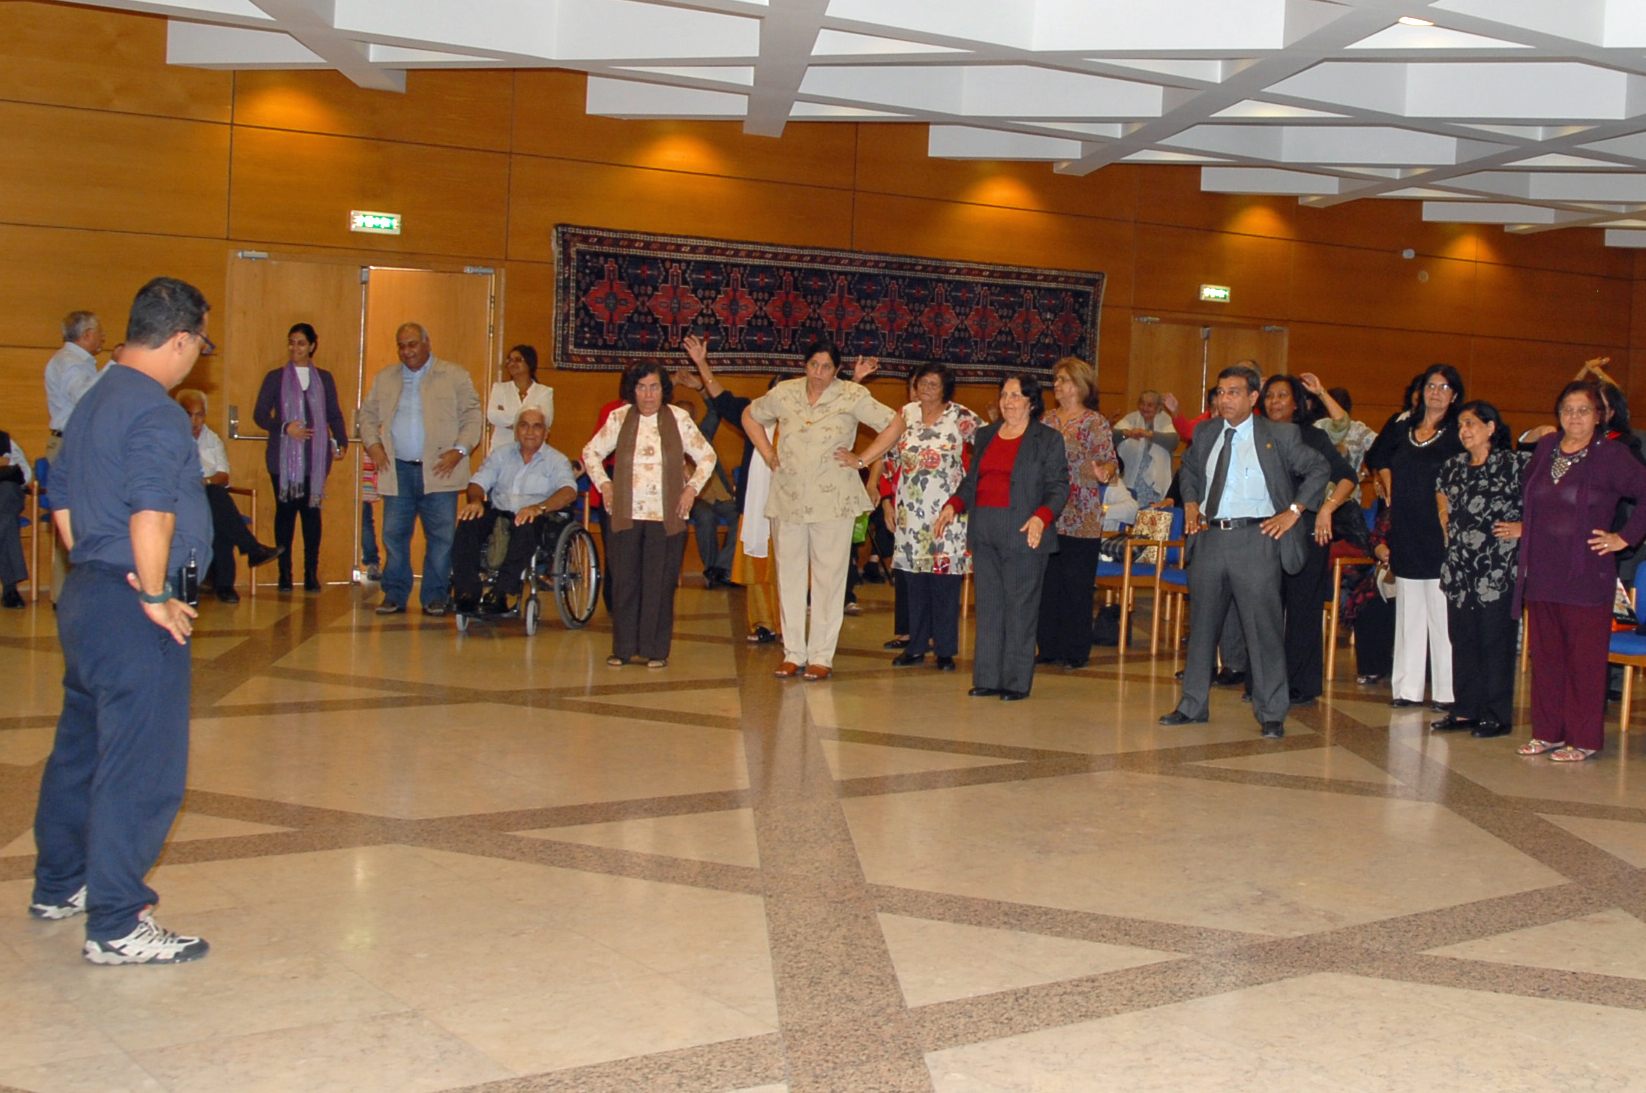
top-left (451, 407), bottom-right (578, 616)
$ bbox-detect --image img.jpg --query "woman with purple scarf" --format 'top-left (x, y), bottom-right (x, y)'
top-left (254, 323), bottom-right (349, 591)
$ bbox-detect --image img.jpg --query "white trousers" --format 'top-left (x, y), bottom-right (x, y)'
top-left (1391, 576), bottom-right (1454, 704)
top-left (772, 516), bottom-right (855, 669)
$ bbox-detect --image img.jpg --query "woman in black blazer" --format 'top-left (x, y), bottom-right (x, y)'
top-left (252, 323), bottom-right (349, 591)
top-left (934, 374), bottom-right (1070, 699)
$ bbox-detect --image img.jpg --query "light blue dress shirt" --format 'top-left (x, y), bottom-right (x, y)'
top-left (389, 363), bottom-right (427, 461)
top-left (469, 443), bottom-right (577, 514)
top-left (44, 342), bottom-right (100, 432)
top-left (1202, 415), bottom-right (1276, 519)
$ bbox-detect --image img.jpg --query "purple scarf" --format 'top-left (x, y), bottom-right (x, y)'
top-left (278, 363), bottom-right (329, 506)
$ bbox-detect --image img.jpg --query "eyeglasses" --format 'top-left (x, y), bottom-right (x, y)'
top-left (194, 331), bottom-right (216, 356)
top-left (1424, 381), bottom-right (1451, 392)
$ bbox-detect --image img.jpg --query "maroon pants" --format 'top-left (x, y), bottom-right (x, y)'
top-left (1527, 600), bottom-right (1614, 752)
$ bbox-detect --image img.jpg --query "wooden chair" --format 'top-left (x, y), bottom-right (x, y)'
top-left (1324, 506), bottom-right (1376, 681)
top-left (225, 485), bottom-right (259, 597)
top-left (1119, 507), bottom-right (1186, 656)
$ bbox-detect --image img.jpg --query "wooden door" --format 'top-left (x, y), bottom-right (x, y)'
top-left (359, 266), bottom-right (498, 587)
top-left (1208, 325), bottom-right (1289, 381)
top-left (1127, 319), bottom-right (1208, 423)
top-left (221, 256), bottom-right (365, 589)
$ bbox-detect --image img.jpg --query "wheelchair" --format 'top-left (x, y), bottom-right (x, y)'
top-left (453, 510), bottom-right (602, 634)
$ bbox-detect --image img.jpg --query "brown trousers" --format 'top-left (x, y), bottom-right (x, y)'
top-left (607, 520), bottom-right (687, 661)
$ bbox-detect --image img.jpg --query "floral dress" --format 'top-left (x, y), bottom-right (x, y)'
top-left (890, 401), bottom-right (982, 575)
top-left (1045, 409), bottom-right (1118, 540)
top-left (1437, 447), bottom-right (1528, 608)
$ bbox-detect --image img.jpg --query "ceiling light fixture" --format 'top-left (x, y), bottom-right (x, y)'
top-left (1398, 16), bottom-right (1435, 26)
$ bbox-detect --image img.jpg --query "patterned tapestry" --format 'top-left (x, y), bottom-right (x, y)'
top-left (553, 225), bottom-right (1104, 380)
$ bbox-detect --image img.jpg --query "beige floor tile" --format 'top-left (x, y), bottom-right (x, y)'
top-left (184, 845), bottom-right (474, 904)
top-left (0, 726), bottom-right (57, 766)
top-left (1540, 813), bottom-right (1646, 867)
top-left (1425, 906), bottom-right (1646, 980)
top-left (517, 807), bottom-right (761, 868)
top-left (3, 811), bottom-right (294, 859)
top-left (0, 645), bottom-right (68, 717)
top-left (819, 738), bottom-right (1017, 780)
top-left (188, 636), bottom-right (248, 660)
top-left (844, 771), bottom-right (1564, 936)
top-left (578, 684), bottom-right (743, 720)
top-left (213, 675), bottom-right (406, 706)
top-left (879, 913), bottom-right (1181, 1007)
top-left (130, 1011), bottom-right (513, 1093)
top-left (1399, 732), bottom-right (1646, 810)
top-left (0, 977), bottom-right (128, 1068)
top-left (1191, 744), bottom-right (1401, 785)
top-left (0, 1051), bottom-right (164, 1093)
top-left (185, 702), bottom-right (748, 818)
top-left (423, 971), bottom-right (773, 1073)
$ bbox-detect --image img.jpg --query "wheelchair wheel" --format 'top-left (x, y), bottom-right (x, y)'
top-left (552, 521), bottom-right (601, 629)
top-left (523, 596), bottom-right (539, 636)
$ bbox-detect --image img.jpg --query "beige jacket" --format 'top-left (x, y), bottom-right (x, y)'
top-left (357, 356), bottom-right (483, 495)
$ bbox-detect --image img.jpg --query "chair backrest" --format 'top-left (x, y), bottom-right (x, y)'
top-left (1362, 504), bottom-right (1376, 531)
top-left (33, 458), bottom-right (51, 512)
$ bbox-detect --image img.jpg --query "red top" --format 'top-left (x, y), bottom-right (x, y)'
top-left (586, 397), bottom-right (627, 508)
top-left (945, 433), bottom-right (1055, 525)
top-left (1174, 409), bottom-right (1211, 443)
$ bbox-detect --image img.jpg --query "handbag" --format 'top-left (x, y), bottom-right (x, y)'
top-left (1130, 507), bottom-right (1174, 565)
top-left (1374, 560), bottom-right (1397, 601)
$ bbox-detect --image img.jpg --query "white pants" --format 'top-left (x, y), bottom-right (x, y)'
top-left (1392, 577), bottom-right (1453, 704)
top-left (772, 516), bottom-right (855, 669)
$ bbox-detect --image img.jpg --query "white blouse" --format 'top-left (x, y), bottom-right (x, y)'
top-left (583, 404), bottom-right (716, 522)
top-left (487, 380), bottom-right (555, 448)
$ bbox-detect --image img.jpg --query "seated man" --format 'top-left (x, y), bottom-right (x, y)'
top-left (176, 390), bottom-right (282, 603)
top-left (451, 406), bottom-right (577, 615)
top-left (0, 428), bottom-right (32, 608)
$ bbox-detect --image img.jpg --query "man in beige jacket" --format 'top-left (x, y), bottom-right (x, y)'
top-left (357, 322), bottom-right (482, 615)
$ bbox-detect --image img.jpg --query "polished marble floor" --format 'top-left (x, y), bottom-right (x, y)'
top-left (4, 579), bottom-right (1646, 1092)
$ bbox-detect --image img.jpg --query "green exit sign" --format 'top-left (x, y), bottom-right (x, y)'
top-left (350, 210), bottom-right (401, 235)
top-left (1199, 284), bottom-right (1231, 302)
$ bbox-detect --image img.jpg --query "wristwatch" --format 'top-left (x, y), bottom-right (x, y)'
top-left (1288, 503), bottom-right (1304, 515)
top-left (137, 580), bottom-right (173, 605)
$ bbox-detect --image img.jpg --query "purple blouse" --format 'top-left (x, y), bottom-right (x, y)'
top-left (1517, 434), bottom-right (1646, 611)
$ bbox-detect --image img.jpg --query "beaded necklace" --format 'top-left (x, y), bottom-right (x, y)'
top-left (1549, 441), bottom-right (1591, 484)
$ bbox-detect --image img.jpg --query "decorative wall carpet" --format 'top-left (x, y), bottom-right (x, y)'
top-left (554, 225), bottom-right (1104, 380)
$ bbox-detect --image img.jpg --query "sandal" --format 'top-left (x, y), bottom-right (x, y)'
top-left (606, 655), bottom-right (626, 667)
top-left (1549, 746), bottom-right (1598, 763)
top-left (746, 626), bottom-right (778, 644)
top-left (1516, 739), bottom-right (1561, 756)
top-left (647, 658), bottom-right (667, 669)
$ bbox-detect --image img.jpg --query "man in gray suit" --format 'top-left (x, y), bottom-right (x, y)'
top-left (1159, 363), bottom-right (1329, 738)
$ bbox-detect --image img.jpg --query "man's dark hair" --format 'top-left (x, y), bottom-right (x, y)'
top-left (999, 373), bottom-right (1045, 420)
top-left (621, 360), bottom-right (674, 405)
top-left (801, 338), bottom-right (842, 371)
top-left (1217, 363), bottom-right (1262, 395)
top-left (127, 277), bottom-right (209, 349)
top-left (911, 361), bottom-right (956, 403)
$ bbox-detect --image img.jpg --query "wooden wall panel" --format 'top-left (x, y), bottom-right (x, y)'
top-left (228, 127), bottom-right (510, 258)
top-left (852, 125), bottom-right (1140, 223)
top-left (1130, 224), bottom-right (1292, 320)
top-left (1291, 198), bottom-right (1475, 261)
top-left (1465, 337), bottom-right (1626, 415)
top-left (1469, 262), bottom-right (1631, 346)
top-left (513, 71), bottom-right (858, 190)
top-left (1133, 166), bottom-right (1297, 236)
top-left (507, 156), bottom-right (855, 261)
top-left (234, 70), bottom-right (514, 152)
top-left (0, 101), bottom-right (229, 237)
top-left (1285, 320), bottom-right (1474, 414)
top-left (0, 1), bottom-right (231, 121)
top-left (1288, 241), bottom-right (1476, 335)
top-left (852, 192), bottom-right (1129, 275)
top-left (0, 346), bottom-right (59, 462)
top-left (1480, 225), bottom-right (1632, 278)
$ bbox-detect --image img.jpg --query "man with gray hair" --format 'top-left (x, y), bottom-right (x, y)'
top-left (356, 322), bottom-right (482, 615)
top-left (43, 310), bottom-right (105, 602)
top-left (174, 389), bottom-right (282, 603)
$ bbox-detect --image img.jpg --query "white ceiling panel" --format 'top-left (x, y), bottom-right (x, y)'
top-left (56, 0), bottom-right (1646, 246)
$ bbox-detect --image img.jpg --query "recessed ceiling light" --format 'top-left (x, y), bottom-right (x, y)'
top-left (1398, 16), bottom-right (1435, 26)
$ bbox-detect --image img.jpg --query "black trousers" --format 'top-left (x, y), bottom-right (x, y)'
top-left (272, 479), bottom-right (322, 581)
top-left (1282, 532), bottom-right (1332, 700)
top-left (450, 506), bottom-right (553, 601)
top-left (204, 483), bottom-right (261, 591)
top-left (1448, 598), bottom-right (1517, 725)
top-left (608, 520), bottom-right (687, 660)
top-left (0, 479), bottom-right (27, 587)
top-left (1352, 595), bottom-right (1396, 678)
top-left (1037, 534), bottom-right (1102, 666)
top-left (971, 507), bottom-right (1050, 695)
top-left (902, 571), bottom-right (963, 658)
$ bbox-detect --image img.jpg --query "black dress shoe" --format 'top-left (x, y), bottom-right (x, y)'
top-left (1288, 690), bottom-right (1316, 707)
top-left (214, 587), bottom-right (240, 604)
top-left (1389, 698), bottom-right (1420, 708)
top-left (1035, 655), bottom-right (1060, 665)
top-left (935, 656), bottom-right (956, 672)
top-left (1431, 701), bottom-right (1453, 713)
top-left (247, 543), bottom-right (284, 569)
top-left (1262, 721), bottom-right (1285, 739)
top-left (1471, 721), bottom-right (1512, 738)
top-left (1159, 710), bottom-right (1208, 725)
top-left (883, 637), bottom-right (911, 650)
top-left (968, 687), bottom-right (1001, 697)
top-left (999, 690), bottom-right (1029, 701)
top-left (277, 576), bottom-right (294, 592)
top-left (1214, 669), bottom-right (1247, 687)
top-left (1064, 659), bottom-right (1088, 670)
top-left (303, 576), bottom-right (321, 593)
top-left (1, 587), bottom-right (23, 609)
top-left (891, 652), bottom-right (925, 667)
top-left (1430, 714), bottom-right (1477, 732)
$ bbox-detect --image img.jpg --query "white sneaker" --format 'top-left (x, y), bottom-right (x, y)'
top-left (29, 885), bottom-right (86, 920)
top-left (83, 909), bottom-right (209, 965)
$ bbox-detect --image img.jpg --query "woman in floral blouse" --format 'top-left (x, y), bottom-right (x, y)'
top-left (1433, 401), bottom-right (1525, 738)
top-left (887, 363), bottom-right (982, 671)
top-left (1035, 357), bottom-right (1117, 669)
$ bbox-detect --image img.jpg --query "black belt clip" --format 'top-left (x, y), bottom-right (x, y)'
top-left (1206, 516), bottom-right (1261, 530)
